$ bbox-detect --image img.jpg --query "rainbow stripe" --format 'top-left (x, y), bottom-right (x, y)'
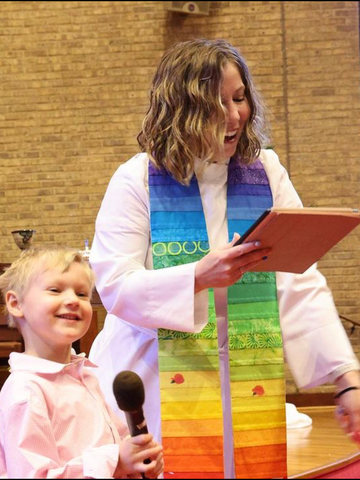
top-left (149, 159), bottom-right (286, 479)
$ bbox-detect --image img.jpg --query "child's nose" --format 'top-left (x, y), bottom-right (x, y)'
top-left (64, 290), bottom-right (80, 306)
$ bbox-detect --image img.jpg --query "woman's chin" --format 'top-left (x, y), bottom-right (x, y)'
top-left (223, 142), bottom-right (237, 159)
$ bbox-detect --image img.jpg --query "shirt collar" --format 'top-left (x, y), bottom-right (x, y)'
top-left (194, 157), bottom-right (230, 186)
top-left (8, 351), bottom-right (98, 375)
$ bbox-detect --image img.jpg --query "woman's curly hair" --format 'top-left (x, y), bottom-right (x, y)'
top-left (137, 38), bottom-right (269, 183)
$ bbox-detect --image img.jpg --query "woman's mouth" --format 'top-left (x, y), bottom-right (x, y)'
top-left (224, 131), bottom-right (238, 143)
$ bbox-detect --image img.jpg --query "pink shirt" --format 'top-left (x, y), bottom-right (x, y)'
top-left (0, 352), bottom-right (129, 478)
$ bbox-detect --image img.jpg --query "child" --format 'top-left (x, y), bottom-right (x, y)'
top-left (0, 246), bottom-right (163, 479)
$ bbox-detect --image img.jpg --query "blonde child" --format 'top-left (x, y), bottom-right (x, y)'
top-left (0, 247), bottom-right (163, 479)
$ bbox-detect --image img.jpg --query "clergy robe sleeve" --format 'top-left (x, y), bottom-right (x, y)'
top-left (262, 150), bottom-right (359, 389)
top-left (90, 155), bottom-right (208, 333)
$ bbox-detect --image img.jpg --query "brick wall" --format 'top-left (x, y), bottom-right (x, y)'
top-left (1, 1), bottom-right (360, 394)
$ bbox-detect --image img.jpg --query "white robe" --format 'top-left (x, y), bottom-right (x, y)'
top-left (89, 149), bottom-right (359, 444)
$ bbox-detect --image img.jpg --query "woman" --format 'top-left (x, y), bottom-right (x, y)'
top-left (89, 39), bottom-right (360, 479)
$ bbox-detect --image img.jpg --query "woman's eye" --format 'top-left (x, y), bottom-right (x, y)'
top-left (234, 97), bottom-right (245, 103)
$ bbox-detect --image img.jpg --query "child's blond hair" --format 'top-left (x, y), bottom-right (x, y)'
top-left (0, 246), bottom-right (95, 328)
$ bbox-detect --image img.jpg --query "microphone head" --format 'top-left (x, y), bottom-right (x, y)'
top-left (113, 370), bottom-right (145, 412)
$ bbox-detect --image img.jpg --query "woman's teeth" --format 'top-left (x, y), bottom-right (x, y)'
top-left (225, 131), bottom-right (237, 142)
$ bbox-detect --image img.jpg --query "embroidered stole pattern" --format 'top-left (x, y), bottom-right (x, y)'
top-left (149, 159), bottom-right (287, 479)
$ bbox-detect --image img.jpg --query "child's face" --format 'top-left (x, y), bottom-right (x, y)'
top-left (18, 261), bottom-right (93, 353)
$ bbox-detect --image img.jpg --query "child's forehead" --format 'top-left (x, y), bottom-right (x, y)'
top-left (30, 259), bottom-right (89, 282)
top-left (31, 258), bottom-right (65, 275)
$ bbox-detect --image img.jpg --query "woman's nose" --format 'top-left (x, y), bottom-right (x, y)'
top-left (227, 104), bottom-right (241, 124)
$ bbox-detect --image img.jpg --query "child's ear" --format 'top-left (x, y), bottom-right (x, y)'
top-left (6, 290), bottom-right (25, 318)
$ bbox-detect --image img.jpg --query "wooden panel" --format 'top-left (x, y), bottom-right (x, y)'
top-left (0, 313), bottom-right (8, 326)
top-left (287, 393), bottom-right (334, 407)
top-left (0, 341), bottom-right (23, 357)
top-left (0, 326), bottom-right (22, 342)
top-left (0, 368), bottom-right (10, 390)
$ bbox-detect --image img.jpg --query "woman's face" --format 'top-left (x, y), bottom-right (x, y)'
top-left (220, 62), bottom-right (251, 161)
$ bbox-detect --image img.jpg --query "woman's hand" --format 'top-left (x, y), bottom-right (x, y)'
top-left (194, 234), bottom-right (271, 293)
top-left (334, 371), bottom-right (360, 443)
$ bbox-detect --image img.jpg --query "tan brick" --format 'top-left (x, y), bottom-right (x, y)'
top-left (0, 0), bottom-right (359, 395)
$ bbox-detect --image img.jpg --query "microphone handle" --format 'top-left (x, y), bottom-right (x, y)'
top-left (125, 410), bottom-right (149, 436)
top-left (124, 410), bottom-right (151, 479)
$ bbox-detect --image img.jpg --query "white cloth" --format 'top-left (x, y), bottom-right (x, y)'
top-left (286, 403), bottom-right (313, 429)
top-left (89, 150), bottom-right (359, 444)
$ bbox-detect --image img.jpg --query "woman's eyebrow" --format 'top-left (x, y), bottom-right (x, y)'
top-left (235, 86), bottom-right (245, 94)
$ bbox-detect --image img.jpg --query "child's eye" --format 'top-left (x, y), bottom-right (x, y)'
top-left (77, 292), bottom-right (89, 298)
top-left (48, 287), bottom-right (59, 293)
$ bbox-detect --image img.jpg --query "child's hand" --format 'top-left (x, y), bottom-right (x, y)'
top-left (114, 433), bottom-right (163, 478)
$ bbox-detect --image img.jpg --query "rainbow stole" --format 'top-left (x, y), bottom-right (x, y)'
top-left (149, 159), bottom-right (287, 479)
